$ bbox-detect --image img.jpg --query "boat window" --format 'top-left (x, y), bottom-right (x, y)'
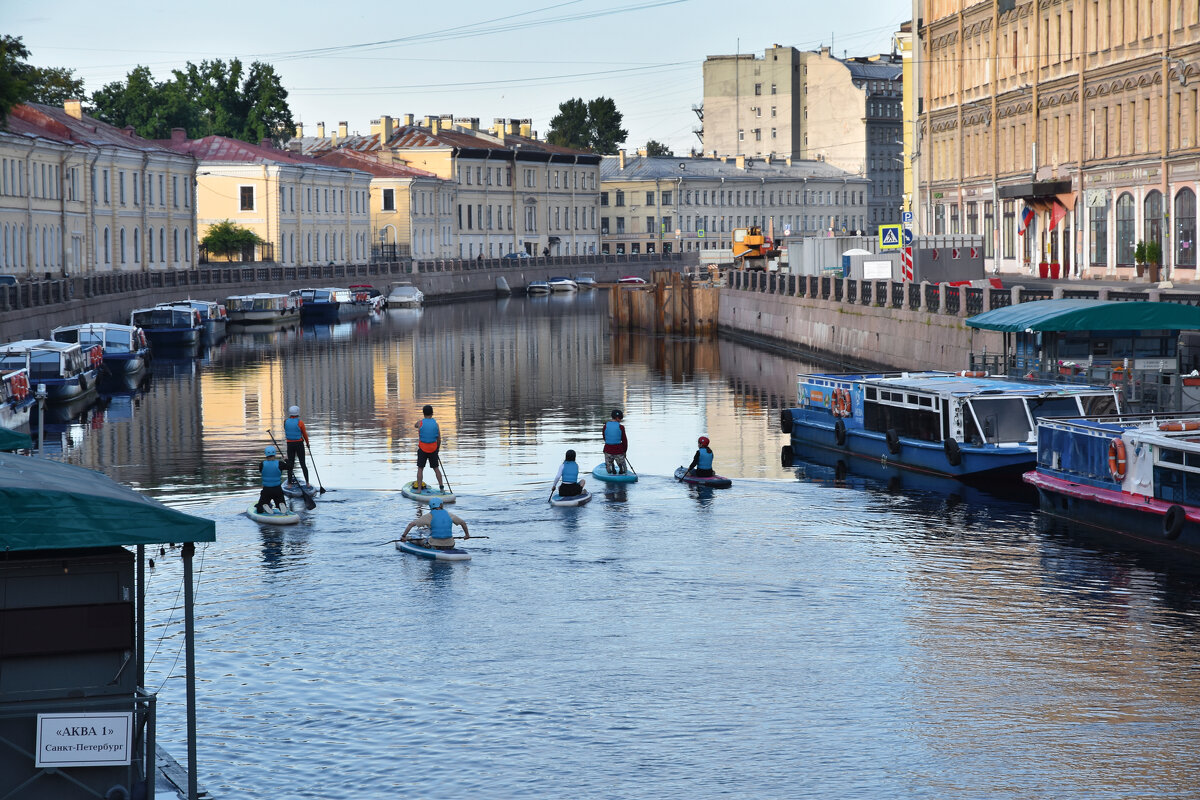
top-left (861, 401), bottom-right (941, 442)
top-left (1161, 449), bottom-right (1184, 465)
top-left (0, 354), bottom-right (26, 371)
top-left (918, 396), bottom-right (933, 408)
top-left (1081, 394), bottom-right (1121, 415)
top-left (56, 330), bottom-right (79, 343)
top-left (1187, 452), bottom-right (1200, 469)
top-left (78, 331), bottom-right (105, 349)
top-left (865, 387), bottom-right (876, 400)
top-left (1027, 396), bottom-right (1082, 421)
top-left (968, 397), bottom-right (1031, 443)
top-left (107, 332), bottom-right (132, 353)
top-left (29, 351), bottom-right (60, 380)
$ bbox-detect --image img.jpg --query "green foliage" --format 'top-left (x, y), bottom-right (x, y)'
top-left (644, 139), bottom-right (673, 157)
top-left (1145, 240), bottom-right (1162, 265)
top-left (91, 59), bottom-right (294, 145)
top-left (202, 220), bottom-right (264, 258)
top-left (0, 36), bottom-right (32, 128)
top-left (24, 65), bottom-right (85, 107)
top-left (546, 96), bottom-right (628, 154)
top-left (1134, 240), bottom-right (1147, 265)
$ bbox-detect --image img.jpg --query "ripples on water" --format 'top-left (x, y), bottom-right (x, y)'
top-left (56, 295), bottom-right (1200, 799)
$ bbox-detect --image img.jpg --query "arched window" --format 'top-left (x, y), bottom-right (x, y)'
top-left (183, 228), bottom-right (190, 262)
top-left (173, 228), bottom-right (179, 262)
top-left (133, 227), bottom-right (140, 263)
top-left (306, 233), bottom-right (311, 262)
top-left (2, 223), bottom-right (8, 267)
top-left (148, 227), bottom-right (154, 262)
top-left (33, 225), bottom-right (40, 267)
top-left (1176, 188), bottom-right (1196, 268)
top-left (1116, 192), bottom-right (1135, 266)
top-left (119, 228), bottom-right (126, 263)
top-left (159, 228), bottom-right (165, 262)
top-left (104, 227), bottom-right (111, 264)
top-left (1144, 190), bottom-right (1163, 247)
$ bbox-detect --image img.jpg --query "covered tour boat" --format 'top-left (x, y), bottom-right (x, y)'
top-left (225, 293), bottom-right (300, 325)
top-left (130, 305), bottom-right (202, 347)
top-left (0, 340), bottom-right (101, 402)
top-left (51, 323), bottom-right (150, 374)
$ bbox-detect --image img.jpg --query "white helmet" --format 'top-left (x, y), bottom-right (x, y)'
top-left (288, 405), bottom-right (300, 416)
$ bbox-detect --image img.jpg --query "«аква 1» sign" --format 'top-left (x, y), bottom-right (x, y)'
top-left (35, 712), bottom-right (132, 768)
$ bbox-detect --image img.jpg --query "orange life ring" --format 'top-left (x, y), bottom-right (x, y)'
top-left (832, 387), bottom-right (852, 418)
top-left (1108, 438), bottom-right (1127, 481)
top-left (958, 370), bottom-right (986, 378)
top-left (1159, 420), bottom-right (1200, 432)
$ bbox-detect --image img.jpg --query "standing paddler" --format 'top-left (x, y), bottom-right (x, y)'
top-left (413, 404), bottom-right (446, 492)
top-left (283, 405), bottom-right (311, 489)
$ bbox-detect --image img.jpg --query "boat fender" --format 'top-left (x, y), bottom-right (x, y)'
top-left (1159, 420), bottom-right (1200, 432)
top-left (1164, 505), bottom-right (1187, 540)
top-left (1107, 438), bottom-right (1127, 481)
top-left (944, 438), bottom-right (962, 466)
top-left (886, 428), bottom-right (901, 455)
top-left (780, 445), bottom-right (793, 468)
top-left (78, 373), bottom-right (87, 391)
top-left (834, 418), bottom-right (847, 447)
top-left (957, 370), bottom-right (987, 377)
top-left (780, 408), bottom-right (793, 434)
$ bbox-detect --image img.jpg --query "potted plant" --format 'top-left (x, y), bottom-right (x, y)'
top-left (1146, 240), bottom-right (1162, 282)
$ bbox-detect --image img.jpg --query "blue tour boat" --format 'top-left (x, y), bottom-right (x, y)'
top-left (781, 370), bottom-right (1122, 479)
top-left (0, 340), bottom-right (100, 402)
top-left (1026, 414), bottom-right (1200, 554)
top-left (160, 299), bottom-right (226, 343)
top-left (130, 305), bottom-right (202, 347)
top-left (298, 288), bottom-right (371, 322)
top-left (0, 366), bottom-right (35, 431)
top-left (52, 323), bottom-right (150, 374)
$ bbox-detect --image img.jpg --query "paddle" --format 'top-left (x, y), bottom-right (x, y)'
top-left (267, 431), bottom-right (316, 510)
top-left (548, 478), bottom-right (558, 501)
top-left (623, 456), bottom-right (638, 476)
top-left (305, 440), bottom-right (327, 494)
top-left (438, 456), bottom-right (455, 495)
top-left (383, 536), bottom-right (488, 545)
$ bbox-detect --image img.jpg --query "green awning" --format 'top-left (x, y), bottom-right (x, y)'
top-left (966, 299), bottom-right (1200, 333)
top-left (0, 426), bottom-right (32, 451)
top-left (0, 454), bottom-right (216, 552)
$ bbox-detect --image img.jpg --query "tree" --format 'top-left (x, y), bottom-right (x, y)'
top-left (546, 98), bottom-right (590, 150)
top-left (644, 139), bottom-right (673, 157)
top-left (546, 96), bottom-right (628, 154)
top-left (25, 66), bottom-right (85, 107)
top-left (0, 35), bottom-right (31, 127)
top-left (202, 220), bottom-right (264, 260)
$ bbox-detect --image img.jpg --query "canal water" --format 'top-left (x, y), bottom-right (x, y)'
top-left (55, 293), bottom-right (1200, 799)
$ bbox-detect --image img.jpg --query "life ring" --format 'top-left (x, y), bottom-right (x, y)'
top-left (1164, 505), bottom-right (1187, 540)
top-left (838, 388), bottom-right (852, 418)
top-left (885, 428), bottom-right (902, 455)
top-left (1158, 420), bottom-right (1200, 432)
top-left (834, 418), bottom-right (847, 447)
top-left (780, 408), bottom-right (793, 434)
top-left (89, 345), bottom-right (103, 368)
top-left (957, 370), bottom-right (987, 378)
top-left (10, 372), bottom-right (28, 400)
top-left (1107, 438), bottom-right (1127, 481)
top-left (944, 437), bottom-right (962, 466)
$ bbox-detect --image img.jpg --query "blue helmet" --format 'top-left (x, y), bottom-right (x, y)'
top-left (428, 497), bottom-right (443, 509)
top-left (264, 445), bottom-right (276, 456)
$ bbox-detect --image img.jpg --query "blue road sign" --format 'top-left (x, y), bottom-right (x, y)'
top-left (902, 228), bottom-right (913, 247)
top-left (878, 224), bottom-right (902, 250)
top-left (902, 211), bottom-right (914, 225)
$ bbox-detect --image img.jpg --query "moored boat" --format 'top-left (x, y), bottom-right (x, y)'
top-left (387, 282), bottom-right (424, 308)
top-left (782, 371), bottom-right (1122, 479)
top-left (526, 281), bottom-right (551, 295)
top-left (131, 305), bottom-right (202, 347)
top-left (225, 293), bottom-right (300, 326)
top-left (51, 323), bottom-right (150, 374)
top-left (1026, 414), bottom-right (1200, 554)
top-left (349, 284), bottom-right (387, 311)
top-left (0, 340), bottom-right (100, 403)
top-left (298, 288), bottom-right (371, 322)
top-left (574, 272), bottom-right (597, 289)
top-left (160, 299), bottom-right (227, 342)
top-left (548, 276), bottom-right (578, 292)
top-left (0, 367), bottom-right (34, 431)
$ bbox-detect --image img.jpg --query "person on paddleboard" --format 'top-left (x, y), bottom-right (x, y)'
top-left (284, 405), bottom-right (311, 488)
top-left (686, 436), bottom-right (716, 477)
top-left (401, 497), bottom-right (469, 549)
top-left (550, 449), bottom-right (587, 498)
top-left (602, 409), bottom-right (628, 474)
top-left (413, 404), bottom-right (447, 492)
top-left (255, 445), bottom-right (287, 514)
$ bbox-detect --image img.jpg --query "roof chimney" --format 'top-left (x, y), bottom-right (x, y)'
top-left (260, 138), bottom-right (273, 149)
top-left (295, 123), bottom-right (304, 138)
top-left (63, 99), bottom-right (83, 120)
top-left (618, 149), bottom-right (626, 170)
top-left (380, 115), bottom-right (393, 144)
top-left (123, 125), bottom-right (137, 137)
top-left (785, 156), bottom-right (792, 166)
top-left (519, 120), bottom-right (532, 138)
top-left (430, 117), bottom-right (441, 135)
top-left (402, 114), bottom-right (414, 126)
top-left (338, 121), bottom-right (348, 138)
top-left (171, 128), bottom-right (187, 143)
top-left (736, 155), bottom-right (746, 170)
top-left (317, 121), bottom-right (325, 138)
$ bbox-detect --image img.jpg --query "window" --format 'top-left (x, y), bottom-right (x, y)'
top-left (615, 190), bottom-right (625, 207)
top-left (646, 216), bottom-right (655, 233)
top-left (119, 171), bottom-right (126, 204)
top-left (616, 217), bottom-right (625, 234)
top-left (662, 191), bottom-right (672, 205)
top-left (1116, 192), bottom-right (1135, 266)
top-left (600, 192), bottom-right (609, 206)
top-left (647, 191), bottom-right (655, 206)
top-left (172, 175), bottom-right (178, 207)
top-left (1145, 190), bottom-right (1163, 247)
top-left (601, 217), bottom-right (610, 235)
top-left (103, 170), bottom-right (110, 203)
top-left (382, 189), bottom-right (395, 211)
top-left (240, 186), bottom-right (254, 211)
top-left (1090, 200), bottom-right (1109, 266)
top-left (1177, 188), bottom-right (1196, 268)
top-left (754, 83), bottom-right (762, 95)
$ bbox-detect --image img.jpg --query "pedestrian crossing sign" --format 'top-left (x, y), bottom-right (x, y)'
top-left (879, 224), bottom-right (902, 250)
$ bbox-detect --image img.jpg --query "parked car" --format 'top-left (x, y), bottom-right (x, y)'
top-left (501, 252), bottom-right (532, 260)
top-left (0, 275), bottom-right (18, 287)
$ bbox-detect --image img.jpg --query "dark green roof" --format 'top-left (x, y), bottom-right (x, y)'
top-left (966, 299), bottom-right (1200, 333)
top-left (0, 454), bottom-right (215, 552)
top-left (0, 426), bottom-right (32, 451)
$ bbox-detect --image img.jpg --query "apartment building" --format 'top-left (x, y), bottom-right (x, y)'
top-left (599, 150), bottom-right (868, 255)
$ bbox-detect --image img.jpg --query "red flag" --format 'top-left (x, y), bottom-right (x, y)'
top-left (1048, 200), bottom-right (1068, 231)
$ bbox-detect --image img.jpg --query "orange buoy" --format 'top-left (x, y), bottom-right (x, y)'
top-left (1108, 438), bottom-right (1128, 481)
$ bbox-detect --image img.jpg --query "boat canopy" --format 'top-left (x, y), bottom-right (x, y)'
top-left (0, 454), bottom-right (215, 551)
top-left (0, 426), bottom-right (32, 452)
top-left (966, 299), bottom-right (1200, 333)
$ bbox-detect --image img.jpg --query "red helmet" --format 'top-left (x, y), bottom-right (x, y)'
top-left (698, 436), bottom-right (710, 447)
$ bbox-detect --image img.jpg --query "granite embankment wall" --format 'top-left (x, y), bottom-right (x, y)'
top-left (0, 254), bottom-right (695, 341)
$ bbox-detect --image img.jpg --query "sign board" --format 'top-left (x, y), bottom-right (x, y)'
top-left (863, 260), bottom-right (893, 280)
top-left (902, 228), bottom-right (914, 247)
top-left (902, 211), bottom-right (913, 224)
top-left (1135, 358), bottom-right (1176, 371)
top-left (878, 224), bottom-right (902, 250)
top-left (36, 713), bottom-right (133, 768)
top-left (697, 229), bottom-right (705, 238)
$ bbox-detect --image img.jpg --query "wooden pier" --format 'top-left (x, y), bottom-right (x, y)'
top-left (607, 270), bottom-right (720, 335)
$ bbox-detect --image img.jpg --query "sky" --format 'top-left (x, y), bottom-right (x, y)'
top-left (7, 0), bottom-right (909, 155)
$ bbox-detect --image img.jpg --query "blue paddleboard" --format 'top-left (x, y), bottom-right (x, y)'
top-left (401, 481), bottom-right (457, 503)
top-left (591, 463), bottom-right (637, 483)
top-left (396, 537), bottom-right (471, 561)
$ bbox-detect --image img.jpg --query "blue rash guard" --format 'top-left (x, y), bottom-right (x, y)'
top-left (419, 418), bottom-right (440, 444)
top-left (604, 420), bottom-right (623, 445)
top-left (262, 459), bottom-right (282, 487)
top-left (430, 507), bottom-right (453, 540)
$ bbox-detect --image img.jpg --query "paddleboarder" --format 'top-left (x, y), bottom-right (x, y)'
top-left (686, 436), bottom-right (716, 477)
top-left (400, 497), bottom-right (469, 550)
top-left (550, 449), bottom-right (587, 498)
top-left (602, 409), bottom-right (628, 474)
top-left (284, 405), bottom-right (311, 488)
top-left (413, 404), bottom-right (446, 492)
top-left (255, 445), bottom-right (287, 514)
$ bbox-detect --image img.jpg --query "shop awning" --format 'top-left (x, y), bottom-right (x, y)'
top-left (0, 454), bottom-right (216, 552)
top-left (966, 299), bottom-right (1200, 333)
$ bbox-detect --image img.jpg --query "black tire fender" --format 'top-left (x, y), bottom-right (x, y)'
top-left (944, 438), bottom-right (962, 466)
top-left (780, 445), bottom-right (793, 468)
top-left (886, 428), bottom-right (901, 455)
top-left (834, 418), bottom-right (847, 447)
top-left (1164, 504), bottom-right (1187, 541)
top-left (780, 408), bottom-right (793, 434)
